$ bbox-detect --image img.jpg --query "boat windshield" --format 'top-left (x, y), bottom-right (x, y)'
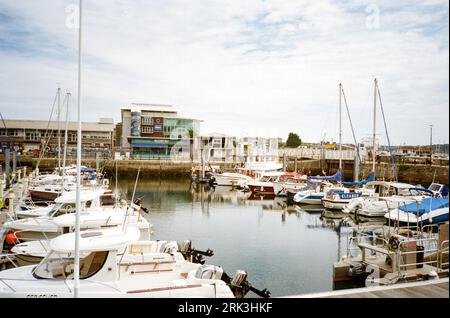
top-left (47, 203), bottom-right (76, 217)
top-left (32, 250), bottom-right (109, 280)
top-left (429, 184), bottom-right (442, 192)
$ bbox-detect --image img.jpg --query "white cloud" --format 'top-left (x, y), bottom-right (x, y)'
top-left (0, 0), bottom-right (448, 145)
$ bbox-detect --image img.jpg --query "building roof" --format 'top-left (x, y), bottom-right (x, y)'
top-left (121, 103), bottom-right (179, 113)
top-left (2, 119), bottom-right (114, 132)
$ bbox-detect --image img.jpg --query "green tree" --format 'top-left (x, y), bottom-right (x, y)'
top-left (286, 133), bottom-right (302, 148)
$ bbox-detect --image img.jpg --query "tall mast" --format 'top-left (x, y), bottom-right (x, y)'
top-left (372, 78), bottom-right (377, 173)
top-left (74, 0), bottom-right (83, 298)
top-left (61, 92), bottom-right (70, 194)
top-left (57, 86), bottom-right (61, 174)
top-left (430, 125), bottom-right (433, 165)
top-left (338, 82), bottom-right (342, 170)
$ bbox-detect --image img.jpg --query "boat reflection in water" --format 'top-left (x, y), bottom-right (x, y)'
top-left (116, 179), bottom-right (356, 296)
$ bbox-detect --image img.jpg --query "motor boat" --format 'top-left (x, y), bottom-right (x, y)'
top-left (0, 226), bottom-right (241, 298)
top-left (293, 181), bottom-right (336, 205)
top-left (343, 181), bottom-right (435, 217)
top-left (246, 172), bottom-right (285, 195)
top-left (272, 173), bottom-right (307, 197)
top-left (2, 189), bottom-right (151, 242)
top-left (384, 197), bottom-right (449, 226)
top-left (15, 189), bottom-right (115, 219)
top-left (321, 187), bottom-right (367, 210)
top-left (212, 172), bottom-right (253, 187)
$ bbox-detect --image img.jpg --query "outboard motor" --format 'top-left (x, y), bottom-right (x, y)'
top-left (221, 270), bottom-right (271, 298)
top-left (133, 198), bottom-right (149, 213)
top-left (347, 262), bottom-right (366, 277)
top-left (162, 241), bottom-right (179, 254)
top-left (194, 264), bottom-right (224, 280)
top-left (181, 240), bottom-right (192, 253)
top-left (231, 270), bottom-right (248, 287)
top-left (180, 240), bottom-right (214, 264)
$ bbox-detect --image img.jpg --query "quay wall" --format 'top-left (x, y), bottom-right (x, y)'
top-left (5, 157), bottom-right (449, 185)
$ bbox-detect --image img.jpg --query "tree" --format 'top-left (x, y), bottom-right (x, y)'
top-left (286, 133), bottom-right (302, 148)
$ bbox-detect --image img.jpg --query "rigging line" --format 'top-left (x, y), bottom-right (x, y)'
top-left (37, 92), bottom-right (69, 170)
top-left (377, 84), bottom-right (398, 182)
top-left (341, 86), bottom-right (362, 164)
top-left (36, 90), bottom-right (60, 168)
top-left (0, 111), bottom-right (15, 151)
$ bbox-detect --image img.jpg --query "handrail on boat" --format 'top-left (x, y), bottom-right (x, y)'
top-left (439, 240), bottom-right (449, 271)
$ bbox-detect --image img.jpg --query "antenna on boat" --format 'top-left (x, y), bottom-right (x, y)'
top-left (61, 91), bottom-right (70, 195)
top-left (372, 78), bottom-right (377, 175)
top-left (123, 166), bottom-right (141, 231)
top-left (338, 82), bottom-right (342, 172)
top-left (57, 86), bottom-right (61, 175)
top-left (74, 0), bottom-right (83, 298)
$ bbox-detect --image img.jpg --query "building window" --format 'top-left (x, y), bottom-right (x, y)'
top-left (142, 117), bottom-right (153, 125)
top-left (142, 126), bottom-right (153, 134)
top-left (212, 138), bottom-right (222, 148)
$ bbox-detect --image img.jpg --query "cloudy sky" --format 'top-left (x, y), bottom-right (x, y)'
top-left (0, 0), bottom-right (448, 145)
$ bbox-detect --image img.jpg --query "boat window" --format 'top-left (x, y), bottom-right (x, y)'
top-left (52, 203), bottom-right (76, 217)
top-left (100, 195), bottom-right (116, 206)
top-left (33, 251), bottom-right (109, 280)
top-left (429, 184), bottom-right (441, 192)
top-left (47, 203), bottom-right (63, 217)
top-left (85, 200), bottom-right (92, 208)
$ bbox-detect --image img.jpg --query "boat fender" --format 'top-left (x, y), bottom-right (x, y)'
top-left (4, 232), bottom-right (19, 245)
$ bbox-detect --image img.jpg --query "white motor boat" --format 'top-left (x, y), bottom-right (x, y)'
top-left (384, 197), bottom-right (449, 226)
top-left (272, 173), bottom-right (307, 197)
top-left (0, 227), bottom-right (239, 298)
top-left (212, 172), bottom-right (253, 187)
top-left (16, 189), bottom-right (115, 219)
top-left (2, 190), bottom-right (151, 242)
top-left (343, 181), bottom-right (434, 217)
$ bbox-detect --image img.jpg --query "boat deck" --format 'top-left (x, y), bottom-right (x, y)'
top-left (288, 278), bottom-right (449, 298)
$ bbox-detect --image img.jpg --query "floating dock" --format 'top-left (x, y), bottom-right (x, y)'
top-left (287, 277), bottom-right (449, 298)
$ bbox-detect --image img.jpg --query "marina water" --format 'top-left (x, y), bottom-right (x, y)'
top-left (117, 178), bottom-right (359, 297)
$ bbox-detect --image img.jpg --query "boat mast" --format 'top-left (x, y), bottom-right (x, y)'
top-left (430, 125), bottom-right (433, 165)
top-left (74, 0), bottom-right (83, 298)
top-left (339, 82), bottom-right (342, 171)
top-left (61, 92), bottom-right (70, 194)
top-left (372, 78), bottom-right (377, 173)
top-left (57, 86), bottom-right (61, 174)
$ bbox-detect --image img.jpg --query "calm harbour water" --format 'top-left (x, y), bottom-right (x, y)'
top-left (118, 178), bottom-right (366, 297)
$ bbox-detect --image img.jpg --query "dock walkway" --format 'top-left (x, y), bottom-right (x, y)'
top-left (287, 278), bottom-right (449, 298)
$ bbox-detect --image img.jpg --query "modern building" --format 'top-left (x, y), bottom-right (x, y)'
top-left (195, 133), bottom-right (236, 163)
top-left (120, 103), bottom-right (201, 159)
top-left (0, 118), bottom-right (114, 156)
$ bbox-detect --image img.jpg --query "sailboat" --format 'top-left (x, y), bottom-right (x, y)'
top-left (320, 83), bottom-right (372, 210)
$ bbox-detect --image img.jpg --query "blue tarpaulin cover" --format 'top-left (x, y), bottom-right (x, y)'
top-left (342, 171), bottom-right (375, 187)
top-left (399, 198), bottom-right (449, 216)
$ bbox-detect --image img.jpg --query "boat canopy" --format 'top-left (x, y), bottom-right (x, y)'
top-left (408, 187), bottom-right (434, 196)
top-left (342, 171), bottom-right (375, 187)
top-left (308, 169), bottom-right (342, 182)
top-left (399, 198), bottom-right (449, 216)
top-left (49, 226), bottom-right (140, 253)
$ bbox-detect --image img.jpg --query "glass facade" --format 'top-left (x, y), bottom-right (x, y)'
top-left (130, 118), bottom-right (198, 159)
